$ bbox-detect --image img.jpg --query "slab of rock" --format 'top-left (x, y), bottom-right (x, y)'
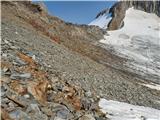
top-left (26, 104), bottom-right (48, 120)
top-left (9, 109), bottom-right (31, 120)
top-left (10, 73), bottom-right (31, 80)
top-left (50, 103), bottom-right (73, 120)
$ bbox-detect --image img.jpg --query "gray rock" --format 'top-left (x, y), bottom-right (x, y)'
top-left (8, 102), bottom-right (15, 108)
top-left (10, 73), bottom-right (31, 80)
top-left (2, 67), bottom-right (9, 73)
top-left (2, 53), bottom-right (7, 57)
top-left (53, 117), bottom-right (65, 120)
top-left (56, 108), bottom-right (70, 119)
top-left (85, 90), bottom-right (92, 98)
top-left (81, 98), bottom-right (92, 110)
top-left (26, 104), bottom-right (41, 114)
top-left (13, 57), bottom-right (27, 66)
top-left (1, 86), bottom-right (7, 97)
top-left (9, 110), bottom-right (31, 120)
top-left (26, 104), bottom-right (48, 120)
top-left (1, 67), bottom-right (11, 75)
top-left (79, 114), bottom-right (95, 120)
top-left (51, 104), bottom-right (72, 120)
top-left (95, 117), bottom-right (108, 120)
top-left (8, 102), bottom-right (15, 111)
top-left (23, 94), bottom-right (30, 99)
top-left (1, 98), bottom-right (10, 108)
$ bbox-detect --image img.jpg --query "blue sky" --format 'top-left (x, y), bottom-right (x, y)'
top-left (43, 1), bottom-right (116, 24)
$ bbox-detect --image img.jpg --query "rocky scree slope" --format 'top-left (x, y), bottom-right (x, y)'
top-left (1, 1), bottom-right (160, 120)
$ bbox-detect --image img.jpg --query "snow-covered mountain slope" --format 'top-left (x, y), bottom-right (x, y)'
top-left (88, 9), bottom-right (112, 29)
top-left (99, 98), bottom-right (160, 120)
top-left (100, 8), bottom-right (160, 83)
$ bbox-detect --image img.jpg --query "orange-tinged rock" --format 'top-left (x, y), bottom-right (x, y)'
top-left (10, 81), bottom-right (27, 95)
top-left (17, 52), bottom-right (35, 66)
top-left (1, 108), bottom-right (13, 120)
top-left (27, 80), bottom-right (49, 105)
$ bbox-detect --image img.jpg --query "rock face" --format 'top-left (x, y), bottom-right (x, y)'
top-left (107, 2), bottom-right (128, 30)
top-left (129, 1), bottom-right (160, 17)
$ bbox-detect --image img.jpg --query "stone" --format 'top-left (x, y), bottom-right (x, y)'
top-left (8, 102), bottom-right (15, 110)
top-left (13, 57), bottom-right (27, 66)
top-left (85, 90), bottom-right (92, 98)
top-left (1, 86), bottom-right (7, 97)
top-left (95, 117), bottom-right (107, 120)
top-left (9, 110), bottom-right (31, 120)
top-left (10, 73), bottom-right (31, 80)
top-left (1, 67), bottom-right (11, 76)
top-left (50, 103), bottom-right (73, 120)
top-left (26, 104), bottom-right (41, 114)
top-left (55, 84), bottom-right (64, 92)
top-left (24, 94), bottom-right (30, 99)
top-left (56, 108), bottom-right (70, 119)
top-left (2, 53), bottom-right (7, 57)
top-left (41, 107), bottom-right (53, 117)
top-left (79, 114), bottom-right (95, 120)
top-left (2, 67), bottom-right (9, 73)
top-left (32, 55), bottom-right (36, 60)
top-left (1, 97), bottom-right (9, 102)
top-left (26, 104), bottom-right (48, 120)
top-left (54, 116), bottom-right (66, 120)
top-left (81, 98), bottom-right (92, 110)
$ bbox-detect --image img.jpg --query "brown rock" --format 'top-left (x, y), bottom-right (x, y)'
top-left (27, 80), bottom-right (49, 105)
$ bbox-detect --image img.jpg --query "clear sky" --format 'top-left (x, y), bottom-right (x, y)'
top-left (43, 1), bottom-right (117, 24)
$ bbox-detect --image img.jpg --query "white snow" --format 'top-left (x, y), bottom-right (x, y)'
top-left (89, 13), bottom-right (112, 29)
top-left (140, 83), bottom-right (160, 90)
top-left (99, 98), bottom-right (160, 120)
top-left (98, 8), bottom-right (160, 83)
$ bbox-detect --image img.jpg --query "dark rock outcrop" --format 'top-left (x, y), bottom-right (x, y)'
top-left (107, 2), bottom-right (128, 30)
top-left (129, 1), bottom-right (160, 17)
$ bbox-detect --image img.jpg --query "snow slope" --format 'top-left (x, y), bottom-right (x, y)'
top-left (99, 8), bottom-right (160, 83)
top-left (99, 98), bottom-right (160, 120)
top-left (89, 12), bottom-right (112, 29)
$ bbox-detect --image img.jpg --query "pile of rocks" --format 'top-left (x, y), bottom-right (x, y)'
top-left (1, 39), bottom-right (106, 120)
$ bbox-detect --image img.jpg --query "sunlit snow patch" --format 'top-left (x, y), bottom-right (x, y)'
top-left (89, 13), bottom-right (112, 29)
top-left (99, 98), bottom-right (160, 120)
top-left (140, 83), bottom-right (160, 90)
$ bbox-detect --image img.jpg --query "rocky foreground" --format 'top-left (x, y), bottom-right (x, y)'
top-left (1, 1), bottom-right (160, 120)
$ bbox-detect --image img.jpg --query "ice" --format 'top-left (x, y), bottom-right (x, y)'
top-left (99, 98), bottom-right (160, 120)
top-left (89, 13), bottom-right (112, 29)
top-left (98, 8), bottom-right (160, 83)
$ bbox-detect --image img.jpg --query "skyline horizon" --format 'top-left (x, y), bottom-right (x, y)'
top-left (43, 1), bottom-right (116, 24)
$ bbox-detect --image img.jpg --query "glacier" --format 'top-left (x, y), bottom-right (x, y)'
top-left (95, 8), bottom-right (160, 84)
top-left (99, 98), bottom-right (160, 120)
